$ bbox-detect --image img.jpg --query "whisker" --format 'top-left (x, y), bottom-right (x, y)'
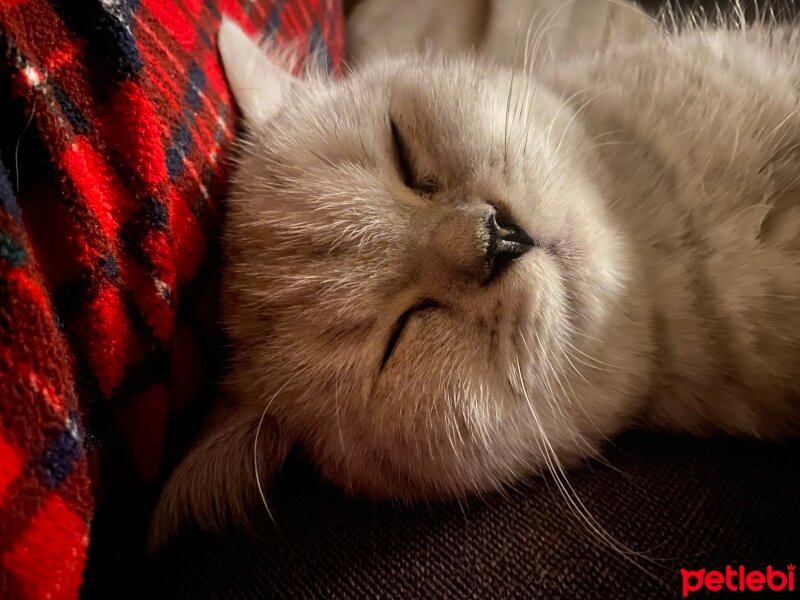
top-left (512, 360), bottom-right (671, 588)
top-left (254, 372), bottom-right (301, 523)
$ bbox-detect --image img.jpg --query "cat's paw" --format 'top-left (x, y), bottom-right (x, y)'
top-left (148, 411), bottom-right (290, 551)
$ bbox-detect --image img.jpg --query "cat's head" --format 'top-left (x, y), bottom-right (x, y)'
top-left (150, 19), bottom-right (643, 547)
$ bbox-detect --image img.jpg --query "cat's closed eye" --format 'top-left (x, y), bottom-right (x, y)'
top-left (389, 118), bottom-right (437, 194)
top-left (380, 299), bottom-right (439, 370)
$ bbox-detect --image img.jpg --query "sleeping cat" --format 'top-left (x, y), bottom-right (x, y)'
top-left (149, 15), bottom-right (800, 548)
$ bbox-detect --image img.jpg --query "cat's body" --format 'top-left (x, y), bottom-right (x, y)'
top-left (549, 25), bottom-right (800, 438)
top-left (149, 16), bottom-right (800, 548)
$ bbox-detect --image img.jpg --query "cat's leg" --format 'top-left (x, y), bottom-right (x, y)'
top-left (347, 0), bottom-right (656, 69)
top-left (148, 407), bottom-right (290, 550)
top-left (482, 0), bottom-right (656, 69)
top-left (346, 0), bottom-right (489, 66)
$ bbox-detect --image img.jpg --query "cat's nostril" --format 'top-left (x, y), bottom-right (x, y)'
top-left (485, 210), bottom-right (536, 282)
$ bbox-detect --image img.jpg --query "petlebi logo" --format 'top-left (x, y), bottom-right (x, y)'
top-left (681, 564), bottom-right (795, 596)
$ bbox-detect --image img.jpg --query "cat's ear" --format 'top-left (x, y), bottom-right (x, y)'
top-left (148, 409), bottom-right (291, 550)
top-left (218, 17), bottom-right (300, 125)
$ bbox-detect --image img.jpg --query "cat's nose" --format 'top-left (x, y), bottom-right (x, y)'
top-left (485, 211), bottom-right (536, 281)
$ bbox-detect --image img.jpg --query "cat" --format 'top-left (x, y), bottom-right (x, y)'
top-left (149, 13), bottom-right (800, 549)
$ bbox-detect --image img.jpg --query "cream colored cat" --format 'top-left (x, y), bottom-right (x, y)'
top-left (149, 15), bottom-right (800, 548)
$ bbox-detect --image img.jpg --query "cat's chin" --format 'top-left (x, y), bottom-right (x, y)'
top-left (313, 460), bottom-right (522, 503)
top-left (305, 421), bottom-right (600, 503)
top-left (313, 450), bottom-right (593, 504)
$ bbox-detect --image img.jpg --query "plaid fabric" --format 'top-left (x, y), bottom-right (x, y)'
top-left (0, 2), bottom-right (343, 598)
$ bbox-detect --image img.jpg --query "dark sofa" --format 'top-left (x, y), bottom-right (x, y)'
top-left (142, 1), bottom-right (800, 598)
top-left (145, 434), bottom-right (799, 598)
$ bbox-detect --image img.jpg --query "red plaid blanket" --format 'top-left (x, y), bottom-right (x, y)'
top-left (0, 2), bottom-right (343, 598)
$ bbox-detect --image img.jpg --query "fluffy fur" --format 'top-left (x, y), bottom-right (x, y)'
top-left (149, 13), bottom-right (800, 548)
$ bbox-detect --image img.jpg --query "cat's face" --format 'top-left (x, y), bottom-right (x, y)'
top-left (221, 22), bottom-right (633, 500)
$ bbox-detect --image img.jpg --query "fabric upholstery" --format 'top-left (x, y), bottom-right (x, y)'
top-left (145, 434), bottom-right (800, 598)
